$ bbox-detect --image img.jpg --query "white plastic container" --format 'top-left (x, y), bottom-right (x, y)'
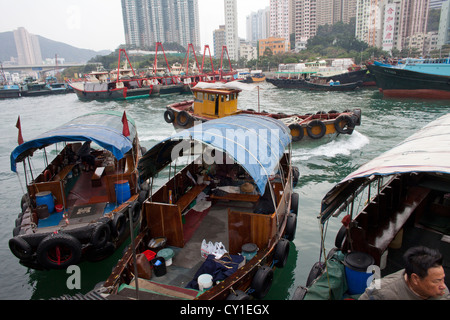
top-left (198, 274), bottom-right (213, 291)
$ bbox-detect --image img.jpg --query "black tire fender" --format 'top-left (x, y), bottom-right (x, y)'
top-left (90, 223), bottom-right (111, 248)
top-left (9, 236), bottom-right (33, 260)
top-left (334, 115), bottom-right (355, 134)
top-left (164, 109), bottom-right (175, 123)
top-left (176, 110), bottom-right (191, 127)
top-left (111, 212), bottom-right (127, 238)
top-left (36, 233), bottom-right (82, 269)
top-left (291, 192), bottom-right (299, 215)
top-left (274, 238), bottom-right (290, 268)
top-left (251, 266), bottom-right (274, 299)
top-left (288, 123), bottom-right (304, 142)
top-left (306, 119), bottom-right (326, 139)
top-left (285, 213), bottom-right (297, 241)
top-left (128, 201), bottom-right (141, 224)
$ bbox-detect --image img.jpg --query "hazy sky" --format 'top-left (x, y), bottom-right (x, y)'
top-left (0, 0), bottom-right (270, 52)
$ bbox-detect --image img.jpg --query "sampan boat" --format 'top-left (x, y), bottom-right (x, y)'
top-left (293, 113), bottom-right (450, 300)
top-left (9, 111), bottom-right (147, 270)
top-left (164, 82), bottom-right (361, 142)
top-left (93, 114), bottom-right (299, 300)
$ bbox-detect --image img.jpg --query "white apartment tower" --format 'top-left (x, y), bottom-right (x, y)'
top-left (14, 27), bottom-right (43, 65)
top-left (121, 0), bottom-right (201, 50)
top-left (246, 7), bottom-right (270, 43)
top-left (270, 0), bottom-right (292, 51)
top-left (224, 0), bottom-right (239, 61)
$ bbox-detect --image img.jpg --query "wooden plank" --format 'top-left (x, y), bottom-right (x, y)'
top-left (210, 193), bottom-right (260, 202)
top-left (145, 202), bottom-right (184, 248)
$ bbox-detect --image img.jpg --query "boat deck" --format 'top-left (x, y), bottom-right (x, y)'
top-left (115, 199), bottom-right (254, 299)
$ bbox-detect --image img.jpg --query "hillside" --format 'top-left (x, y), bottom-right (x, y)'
top-left (0, 31), bottom-right (110, 64)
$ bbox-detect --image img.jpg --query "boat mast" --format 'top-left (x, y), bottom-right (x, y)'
top-left (153, 42), bottom-right (171, 75)
top-left (183, 44), bottom-right (200, 76)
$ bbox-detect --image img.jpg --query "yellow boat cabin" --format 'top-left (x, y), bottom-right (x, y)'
top-left (191, 87), bottom-right (241, 119)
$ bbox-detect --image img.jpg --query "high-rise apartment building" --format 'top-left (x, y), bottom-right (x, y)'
top-left (438, 0), bottom-right (450, 46)
top-left (14, 27), bottom-right (42, 65)
top-left (356, 0), bottom-right (430, 51)
top-left (224, 0), bottom-right (239, 61)
top-left (214, 25), bottom-right (226, 59)
top-left (121, 0), bottom-right (200, 50)
top-left (246, 7), bottom-right (270, 43)
top-left (270, 0), bottom-right (292, 51)
top-left (293, 0), bottom-right (357, 51)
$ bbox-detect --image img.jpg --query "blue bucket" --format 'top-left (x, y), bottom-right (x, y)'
top-left (344, 252), bottom-right (375, 295)
top-left (36, 191), bottom-right (55, 213)
top-left (115, 180), bottom-right (131, 204)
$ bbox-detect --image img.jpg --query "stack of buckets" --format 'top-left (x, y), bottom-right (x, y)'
top-left (343, 251), bottom-right (375, 295)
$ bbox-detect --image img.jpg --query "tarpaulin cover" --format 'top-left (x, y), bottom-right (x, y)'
top-left (138, 114), bottom-right (291, 195)
top-left (10, 111), bottom-right (137, 172)
top-left (319, 113), bottom-right (450, 223)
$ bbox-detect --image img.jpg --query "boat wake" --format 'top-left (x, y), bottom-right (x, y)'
top-left (293, 131), bottom-right (369, 161)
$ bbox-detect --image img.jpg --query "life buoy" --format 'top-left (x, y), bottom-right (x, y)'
top-left (284, 213), bottom-right (297, 241)
top-left (128, 201), bottom-right (141, 224)
top-left (306, 119), bottom-right (326, 139)
top-left (334, 114), bottom-right (355, 134)
top-left (274, 238), bottom-right (290, 268)
top-left (111, 212), bottom-right (127, 238)
top-left (36, 233), bottom-right (82, 269)
top-left (164, 109), bottom-right (175, 123)
top-left (289, 123), bottom-right (304, 142)
top-left (176, 110), bottom-right (192, 127)
top-left (9, 236), bottom-right (33, 260)
top-left (251, 266), bottom-right (273, 299)
top-left (90, 223), bottom-right (111, 249)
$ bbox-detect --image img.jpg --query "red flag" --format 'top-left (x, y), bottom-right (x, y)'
top-left (122, 111), bottom-right (130, 137)
top-left (16, 116), bottom-right (24, 145)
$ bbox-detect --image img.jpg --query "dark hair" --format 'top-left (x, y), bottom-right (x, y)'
top-left (403, 246), bottom-right (443, 279)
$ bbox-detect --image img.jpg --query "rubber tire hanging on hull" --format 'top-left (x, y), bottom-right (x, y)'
top-left (306, 120), bottom-right (326, 139)
top-left (9, 236), bottom-right (32, 260)
top-left (274, 238), bottom-right (290, 268)
top-left (176, 110), bottom-right (192, 127)
top-left (334, 115), bottom-right (355, 134)
top-left (36, 233), bottom-right (82, 269)
top-left (251, 266), bottom-right (273, 299)
top-left (289, 124), bottom-right (304, 142)
top-left (90, 223), bottom-right (111, 249)
top-left (285, 213), bottom-right (297, 241)
top-left (164, 110), bottom-right (175, 123)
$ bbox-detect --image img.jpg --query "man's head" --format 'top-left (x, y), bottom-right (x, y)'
top-left (404, 246), bottom-right (446, 299)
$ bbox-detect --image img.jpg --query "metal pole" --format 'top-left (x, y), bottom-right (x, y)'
top-left (128, 204), bottom-right (139, 300)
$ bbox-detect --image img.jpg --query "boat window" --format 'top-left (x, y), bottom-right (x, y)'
top-left (197, 92), bottom-right (203, 100)
top-left (209, 94), bottom-right (215, 102)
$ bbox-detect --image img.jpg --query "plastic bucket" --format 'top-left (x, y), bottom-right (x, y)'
top-left (241, 243), bottom-right (258, 262)
top-left (114, 180), bottom-right (131, 204)
top-left (157, 248), bottom-right (174, 266)
top-left (55, 204), bottom-right (64, 213)
top-left (36, 191), bottom-right (54, 213)
top-left (151, 257), bottom-right (166, 277)
top-left (198, 274), bottom-right (213, 291)
top-left (344, 252), bottom-right (375, 295)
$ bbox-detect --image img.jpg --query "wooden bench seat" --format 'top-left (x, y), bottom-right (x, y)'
top-left (176, 184), bottom-right (207, 212)
top-left (91, 167), bottom-right (105, 187)
top-left (210, 193), bottom-right (260, 202)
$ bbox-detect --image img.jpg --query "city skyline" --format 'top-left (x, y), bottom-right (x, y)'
top-left (0, 0), bottom-right (270, 52)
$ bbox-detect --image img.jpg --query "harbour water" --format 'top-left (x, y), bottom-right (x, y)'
top-left (0, 83), bottom-right (448, 300)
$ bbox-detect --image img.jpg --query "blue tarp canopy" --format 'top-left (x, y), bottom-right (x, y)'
top-left (11, 111), bottom-right (137, 172)
top-left (138, 114), bottom-right (292, 195)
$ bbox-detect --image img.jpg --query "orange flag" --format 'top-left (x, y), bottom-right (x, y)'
top-left (16, 116), bottom-right (24, 145)
top-left (122, 111), bottom-right (130, 137)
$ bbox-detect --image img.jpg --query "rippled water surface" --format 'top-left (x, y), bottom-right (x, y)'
top-left (0, 83), bottom-right (448, 299)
